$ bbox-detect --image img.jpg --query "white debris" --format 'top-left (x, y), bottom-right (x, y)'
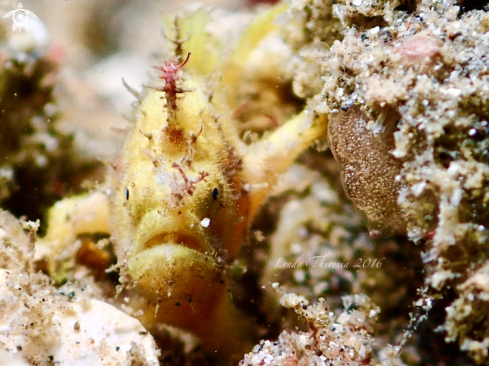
top-left (200, 218), bottom-right (210, 227)
top-left (0, 269), bottom-right (160, 366)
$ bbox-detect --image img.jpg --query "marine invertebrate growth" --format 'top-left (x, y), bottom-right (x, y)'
top-left (291, 0), bottom-right (489, 361)
top-left (327, 106), bottom-right (406, 236)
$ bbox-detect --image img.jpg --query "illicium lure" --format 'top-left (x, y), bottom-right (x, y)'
top-left (42, 4), bottom-right (327, 360)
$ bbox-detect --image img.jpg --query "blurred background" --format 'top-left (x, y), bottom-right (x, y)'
top-left (23, 0), bottom-right (249, 152)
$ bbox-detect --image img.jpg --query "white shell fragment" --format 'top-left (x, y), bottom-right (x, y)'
top-left (0, 269), bottom-right (159, 366)
top-left (200, 218), bottom-right (210, 227)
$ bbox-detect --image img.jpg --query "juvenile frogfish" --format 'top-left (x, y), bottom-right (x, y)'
top-left (42, 5), bottom-right (328, 361)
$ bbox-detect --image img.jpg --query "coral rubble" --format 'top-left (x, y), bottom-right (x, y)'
top-left (241, 290), bottom-right (382, 366)
top-left (0, 210), bottom-right (159, 366)
top-left (290, 0), bottom-right (489, 362)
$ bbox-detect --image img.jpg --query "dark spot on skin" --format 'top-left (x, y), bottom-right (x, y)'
top-left (175, 302), bottom-right (181, 306)
top-left (213, 188), bottom-right (218, 200)
top-left (126, 189), bottom-right (129, 200)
